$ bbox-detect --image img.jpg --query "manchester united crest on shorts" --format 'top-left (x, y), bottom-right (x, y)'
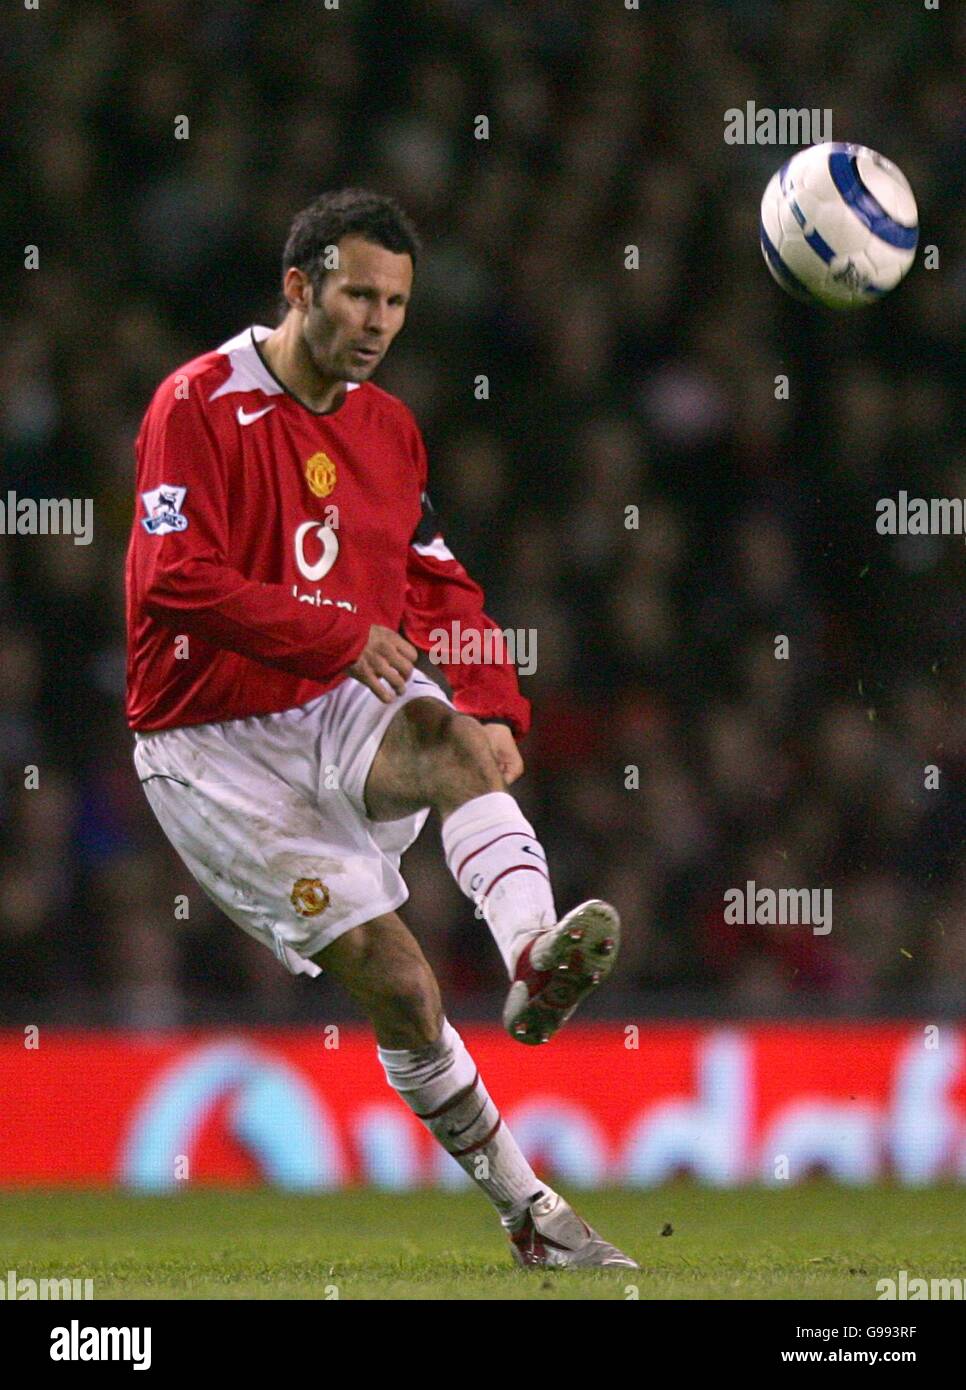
top-left (304, 452), bottom-right (336, 498)
top-left (290, 877), bottom-right (330, 917)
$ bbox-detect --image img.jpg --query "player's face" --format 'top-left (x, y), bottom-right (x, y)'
top-left (303, 235), bottom-right (413, 383)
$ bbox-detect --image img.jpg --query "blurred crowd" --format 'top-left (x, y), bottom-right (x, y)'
top-left (0, 0), bottom-right (963, 1024)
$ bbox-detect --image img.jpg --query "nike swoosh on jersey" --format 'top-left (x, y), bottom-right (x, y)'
top-left (236, 404), bottom-right (276, 425)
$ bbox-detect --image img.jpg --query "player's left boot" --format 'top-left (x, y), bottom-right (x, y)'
top-left (507, 1189), bottom-right (638, 1269)
top-left (502, 899), bottom-right (621, 1046)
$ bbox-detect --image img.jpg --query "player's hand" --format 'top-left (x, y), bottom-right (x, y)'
top-left (484, 722), bottom-right (524, 785)
top-left (348, 625), bottom-right (418, 703)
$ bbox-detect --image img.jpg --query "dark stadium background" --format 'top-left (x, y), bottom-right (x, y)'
top-left (0, 0), bottom-right (962, 1029)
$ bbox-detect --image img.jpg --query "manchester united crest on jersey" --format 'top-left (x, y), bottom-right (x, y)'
top-left (305, 452), bottom-right (337, 498)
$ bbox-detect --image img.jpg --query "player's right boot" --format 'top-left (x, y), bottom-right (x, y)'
top-left (502, 899), bottom-right (621, 1046)
top-left (507, 1189), bottom-right (638, 1269)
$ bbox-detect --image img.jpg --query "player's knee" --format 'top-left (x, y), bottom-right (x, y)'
top-left (447, 713), bottom-right (494, 767)
top-left (400, 699), bottom-right (457, 751)
top-left (411, 704), bottom-right (496, 778)
top-left (403, 701), bottom-right (468, 751)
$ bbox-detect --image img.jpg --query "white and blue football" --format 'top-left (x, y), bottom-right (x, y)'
top-left (760, 142), bottom-right (919, 309)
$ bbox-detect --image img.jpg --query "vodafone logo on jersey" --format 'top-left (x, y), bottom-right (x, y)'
top-left (291, 521), bottom-right (358, 611)
top-left (294, 521), bottom-right (339, 581)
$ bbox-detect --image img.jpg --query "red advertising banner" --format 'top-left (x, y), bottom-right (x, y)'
top-left (1, 1025), bottom-right (963, 1188)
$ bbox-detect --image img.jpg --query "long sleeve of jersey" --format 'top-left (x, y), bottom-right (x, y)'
top-left (136, 386), bottom-right (370, 682)
top-left (401, 425), bottom-right (531, 740)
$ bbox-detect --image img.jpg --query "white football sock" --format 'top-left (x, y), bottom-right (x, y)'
top-left (441, 791), bottom-right (557, 975)
top-left (377, 1018), bottom-right (546, 1224)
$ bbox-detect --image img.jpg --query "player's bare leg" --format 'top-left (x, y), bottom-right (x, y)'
top-left (313, 911), bottom-right (636, 1269)
top-left (312, 911), bottom-right (443, 1047)
top-left (364, 696), bottom-right (621, 1045)
top-left (363, 696), bottom-right (504, 820)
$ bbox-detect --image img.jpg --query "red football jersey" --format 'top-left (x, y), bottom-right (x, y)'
top-left (125, 325), bottom-right (530, 737)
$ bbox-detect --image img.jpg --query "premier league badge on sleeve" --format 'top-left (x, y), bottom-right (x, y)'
top-left (141, 484), bottom-right (188, 535)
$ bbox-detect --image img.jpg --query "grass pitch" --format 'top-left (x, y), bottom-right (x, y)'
top-left (0, 1184), bottom-right (961, 1300)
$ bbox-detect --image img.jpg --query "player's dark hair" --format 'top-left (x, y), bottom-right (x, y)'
top-left (281, 188), bottom-right (421, 306)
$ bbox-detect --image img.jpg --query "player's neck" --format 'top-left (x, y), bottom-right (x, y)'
top-left (259, 320), bottom-right (346, 415)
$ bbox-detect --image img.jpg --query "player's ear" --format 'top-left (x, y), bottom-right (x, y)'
top-left (284, 267), bottom-right (312, 313)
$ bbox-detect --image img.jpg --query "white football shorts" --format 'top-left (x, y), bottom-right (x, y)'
top-left (132, 671), bottom-right (452, 977)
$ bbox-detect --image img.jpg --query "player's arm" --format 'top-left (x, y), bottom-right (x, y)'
top-left (135, 384), bottom-right (369, 683)
top-left (401, 487), bottom-right (531, 748)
